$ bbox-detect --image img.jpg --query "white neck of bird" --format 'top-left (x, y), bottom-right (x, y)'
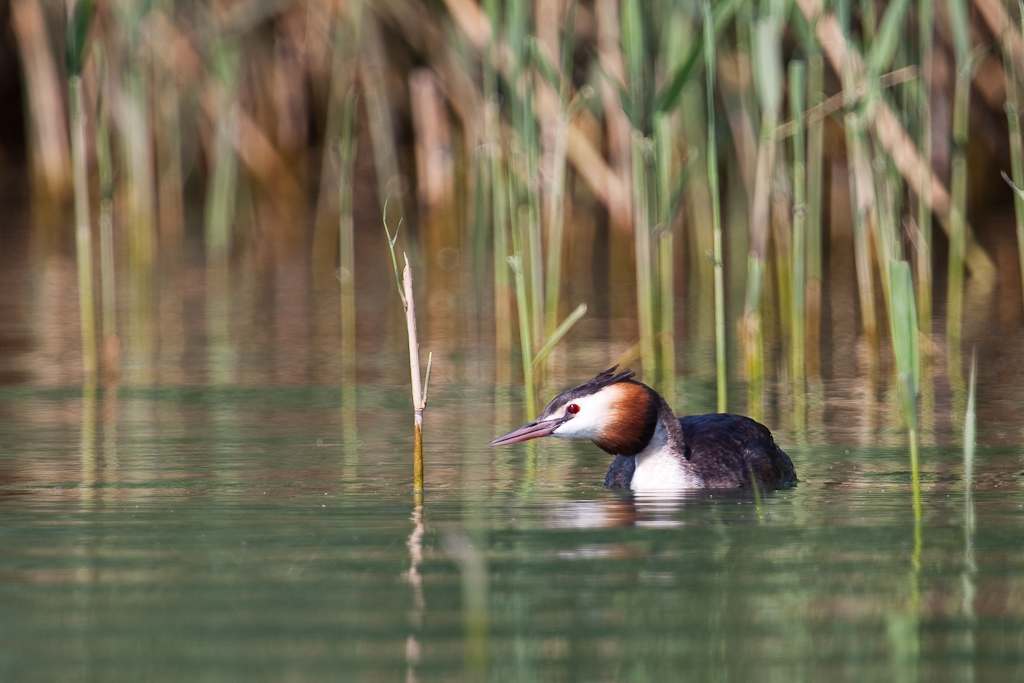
top-left (630, 415), bottom-right (705, 491)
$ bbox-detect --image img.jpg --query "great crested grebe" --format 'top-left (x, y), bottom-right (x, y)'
top-left (490, 367), bottom-right (797, 492)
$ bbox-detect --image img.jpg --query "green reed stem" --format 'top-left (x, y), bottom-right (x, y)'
top-left (704, 2), bottom-right (726, 412)
top-left (805, 54), bottom-right (824, 365)
top-left (843, 112), bottom-right (878, 343)
top-left (657, 225), bottom-right (675, 398)
top-left (653, 111), bottom-right (675, 403)
top-left (339, 90), bottom-right (358, 398)
top-left (483, 0), bottom-right (512, 365)
top-left (887, 260), bottom-right (921, 522)
top-left (745, 3), bottom-right (783, 392)
top-left (632, 131), bottom-right (656, 381)
top-left (1006, 1), bottom-right (1024, 319)
top-left (95, 46), bottom-right (116, 364)
top-left (543, 4), bottom-right (578, 341)
top-left (527, 176), bottom-right (544, 353)
top-left (506, 1), bottom-right (543, 354)
top-left (789, 59), bottom-right (807, 391)
top-left (69, 75), bottom-right (97, 382)
top-left (946, 0), bottom-right (971, 346)
top-left (204, 40), bottom-right (240, 265)
top-left (508, 254), bottom-right (536, 417)
top-left (122, 64), bottom-right (156, 276)
top-left (544, 110), bottom-right (570, 340)
top-left (489, 113), bottom-right (512, 359)
top-left (916, 0), bottom-right (934, 336)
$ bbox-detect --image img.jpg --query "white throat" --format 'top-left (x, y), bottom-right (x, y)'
top-left (629, 419), bottom-right (705, 492)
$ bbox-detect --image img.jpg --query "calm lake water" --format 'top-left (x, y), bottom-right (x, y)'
top-left (1, 203), bottom-right (1023, 681)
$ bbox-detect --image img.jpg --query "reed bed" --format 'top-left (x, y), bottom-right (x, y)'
top-left (8, 0), bottom-right (1024, 452)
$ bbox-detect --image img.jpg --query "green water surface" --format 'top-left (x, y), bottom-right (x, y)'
top-left (0, 382), bottom-right (1021, 682)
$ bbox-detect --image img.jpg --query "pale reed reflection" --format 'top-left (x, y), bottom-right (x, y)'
top-left (403, 503), bottom-right (425, 683)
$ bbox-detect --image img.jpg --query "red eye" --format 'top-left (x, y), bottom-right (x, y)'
top-left (566, 404), bottom-right (579, 415)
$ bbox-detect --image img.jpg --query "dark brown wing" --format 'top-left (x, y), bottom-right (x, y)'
top-left (680, 414), bottom-right (796, 488)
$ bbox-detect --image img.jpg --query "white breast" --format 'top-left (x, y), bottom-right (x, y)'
top-left (629, 422), bottom-right (705, 492)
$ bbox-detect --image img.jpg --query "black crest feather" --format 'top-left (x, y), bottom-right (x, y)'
top-left (538, 366), bottom-right (638, 419)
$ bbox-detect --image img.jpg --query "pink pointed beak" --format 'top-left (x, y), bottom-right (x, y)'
top-left (489, 418), bottom-right (561, 446)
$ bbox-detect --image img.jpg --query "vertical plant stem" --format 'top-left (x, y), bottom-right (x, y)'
top-left (632, 131), bottom-right (656, 380)
top-left (483, 0), bottom-right (512, 371)
top-left (910, 426), bottom-right (921, 522)
top-left (805, 53), bottom-right (825, 374)
top-left (94, 46), bottom-right (117, 376)
top-left (843, 112), bottom-right (878, 344)
top-left (339, 90), bottom-right (358, 462)
top-left (122, 64), bottom-right (156, 277)
top-left (1005, 1), bottom-right (1024, 318)
top-left (508, 254), bottom-right (536, 417)
top-left (339, 91), bottom-right (358, 343)
top-left (745, 3), bottom-right (783, 392)
top-left (313, 0), bottom-right (360, 277)
top-left (543, 2), bottom-right (578, 343)
top-left (527, 168), bottom-right (545, 355)
top-left (888, 261), bottom-right (921, 524)
top-left (789, 59), bottom-right (807, 392)
top-left (654, 112), bottom-right (675, 403)
top-left (489, 106), bottom-right (513, 363)
top-left (917, 0), bottom-right (934, 336)
top-left (658, 226), bottom-right (676, 400)
top-left (205, 40), bottom-right (240, 264)
top-left (402, 255), bottom-right (426, 496)
top-left (70, 75), bottom-right (97, 383)
top-left (544, 111), bottom-right (570, 339)
top-left (946, 0), bottom-right (971, 346)
top-left (704, 3), bottom-right (726, 412)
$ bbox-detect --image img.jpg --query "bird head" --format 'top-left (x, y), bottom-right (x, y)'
top-left (489, 367), bottom-right (659, 456)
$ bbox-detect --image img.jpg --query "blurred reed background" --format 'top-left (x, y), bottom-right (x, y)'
top-left (3, 0), bottom-right (1024, 442)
